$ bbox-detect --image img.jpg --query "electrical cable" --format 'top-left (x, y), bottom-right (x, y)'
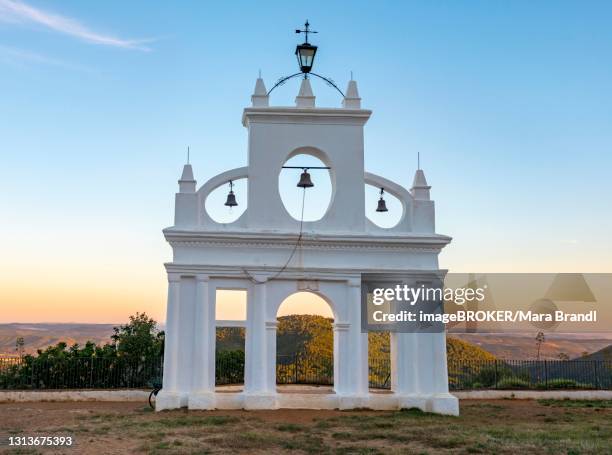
top-left (242, 187), bottom-right (307, 284)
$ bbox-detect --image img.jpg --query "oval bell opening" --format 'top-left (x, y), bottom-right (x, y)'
top-left (279, 154), bottom-right (332, 222)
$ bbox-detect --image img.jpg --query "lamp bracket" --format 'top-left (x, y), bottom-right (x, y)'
top-left (282, 166), bottom-right (330, 170)
top-left (267, 72), bottom-right (345, 98)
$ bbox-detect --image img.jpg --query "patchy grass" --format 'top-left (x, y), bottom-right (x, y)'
top-left (275, 423), bottom-right (304, 432)
top-left (0, 400), bottom-right (610, 454)
top-left (538, 399), bottom-right (612, 408)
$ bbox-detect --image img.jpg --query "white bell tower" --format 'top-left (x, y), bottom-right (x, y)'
top-left (156, 22), bottom-right (459, 416)
top-left (243, 77), bottom-right (370, 233)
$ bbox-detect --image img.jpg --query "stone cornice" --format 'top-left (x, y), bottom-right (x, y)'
top-left (242, 106), bottom-right (372, 127)
top-left (164, 229), bottom-right (451, 253)
top-left (164, 264), bottom-right (448, 279)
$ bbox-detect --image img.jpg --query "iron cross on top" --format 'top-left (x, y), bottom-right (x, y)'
top-left (295, 20), bottom-right (317, 44)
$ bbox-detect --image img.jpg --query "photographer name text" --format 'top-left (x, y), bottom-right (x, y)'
top-left (372, 310), bottom-right (597, 324)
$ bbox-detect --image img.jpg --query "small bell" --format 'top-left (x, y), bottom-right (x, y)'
top-left (297, 169), bottom-right (314, 188)
top-left (224, 180), bottom-right (238, 207)
top-left (376, 188), bottom-right (388, 212)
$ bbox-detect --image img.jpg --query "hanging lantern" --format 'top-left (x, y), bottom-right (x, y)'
top-left (295, 42), bottom-right (317, 74)
top-left (376, 188), bottom-right (388, 212)
top-left (297, 169), bottom-right (314, 188)
top-left (224, 180), bottom-right (238, 207)
top-left (295, 20), bottom-right (318, 74)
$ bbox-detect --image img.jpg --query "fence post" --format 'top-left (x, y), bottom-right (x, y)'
top-left (544, 360), bottom-right (548, 388)
top-left (594, 361), bottom-right (599, 389)
top-left (494, 360), bottom-right (498, 389)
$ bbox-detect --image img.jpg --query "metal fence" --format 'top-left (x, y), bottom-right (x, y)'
top-left (0, 356), bottom-right (163, 390)
top-left (1, 355), bottom-right (610, 390)
top-left (448, 359), bottom-right (612, 390)
top-left (277, 354), bottom-right (334, 385)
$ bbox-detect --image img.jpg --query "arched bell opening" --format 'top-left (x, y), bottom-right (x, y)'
top-left (204, 178), bottom-right (248, 224)
top-left (275, 291), bottom-right (335, 388)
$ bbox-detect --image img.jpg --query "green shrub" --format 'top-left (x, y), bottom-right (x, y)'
top-left (535, 379), bottom-right (591, 390)
top-left (495, 378), bottom-right (531, 389)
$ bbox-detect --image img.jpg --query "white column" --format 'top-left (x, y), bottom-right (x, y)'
top-left (333, 322), bottom-right (350, 395)
top-left (347, 279), bottom-right (369, 396)
top-left (390, 332), bottom-right (419, 395)
top-left (163, 275), bottom-right (181, 391)
top-left (432, 331), bottom-right (451, 394)
top-left (157, 274), bottom-right (182, 410)
top-left (418, 330), bottom-right (459, 415)
top-left (188, 275), bottom-right (216, 409)
top-left (244, 276), bottom-right (276, 407)
top-left (265, 320), bottom-right (278, 392)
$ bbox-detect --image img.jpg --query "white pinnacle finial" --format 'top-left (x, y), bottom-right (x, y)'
top-left (295, 78), bottom-right (315, 107)
top-left (179, 160), bottom-right (196, 193)
top-left (252, 75), bottom-right (269, 107)
top-left (343, 78), bottom-right (361, 109)
top-left (411, 167), bottom-right (431, 201)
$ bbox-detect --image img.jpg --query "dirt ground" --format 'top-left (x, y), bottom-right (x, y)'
top-left (0, 399), bottom-right (610, 454)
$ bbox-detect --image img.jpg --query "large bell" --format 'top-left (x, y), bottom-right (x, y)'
top-left (376, 188), bottom-right (388, 212)
top-left (297, 169), bottom-right (314, 188)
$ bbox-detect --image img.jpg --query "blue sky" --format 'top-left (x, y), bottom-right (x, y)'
top-left (1, 1), bottom-right (611, 322)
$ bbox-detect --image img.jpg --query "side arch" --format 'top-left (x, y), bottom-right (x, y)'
top-left (198, 166), bottom-right (249, 227)
top-left (364, 171), bottom-right (413, 232)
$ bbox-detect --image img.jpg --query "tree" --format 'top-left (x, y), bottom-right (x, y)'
top-left (15, 337), bottom-right (25, 358)
top-left (110, 312), bottom-right (164, 362)
top-left (557, 352), bottom-right (569, 361)
top-left (535, 332), bottom-right (545, 360)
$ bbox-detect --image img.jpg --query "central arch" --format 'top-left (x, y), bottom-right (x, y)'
top-left (275, 291), bottom-right (336, 390)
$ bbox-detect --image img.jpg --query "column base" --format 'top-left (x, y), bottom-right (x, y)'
top-left (426, 393), bottom-right (459, 416)
top-left (337, 394), bottom-right (370, 410)
top-left (396, 394), bottom-right (429, 412)
top-left (155, 390), bottom-right (183, 411)
top-left (188, 391), bottom-right (216, 410)
top-left (242, 392), bottom-right (278, 410)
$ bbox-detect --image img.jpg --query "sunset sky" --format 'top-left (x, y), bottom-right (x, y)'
top-left (1, 1), bottom-right (611, 323)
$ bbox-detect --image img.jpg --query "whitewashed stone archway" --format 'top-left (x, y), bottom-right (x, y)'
top-left (156, 76), bottom-right (459, 415)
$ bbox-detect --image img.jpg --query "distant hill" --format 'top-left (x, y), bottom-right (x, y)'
top-left (447, 337), bottom-right (496, 362)
top-left (4, 319), bottom-right (607, 361)
top-left (576, 344), bottom-right (612, 361)
top-left (0, 323), bottom-right (115, 357)
top-left (450, 332), bottom-right (611, 360)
